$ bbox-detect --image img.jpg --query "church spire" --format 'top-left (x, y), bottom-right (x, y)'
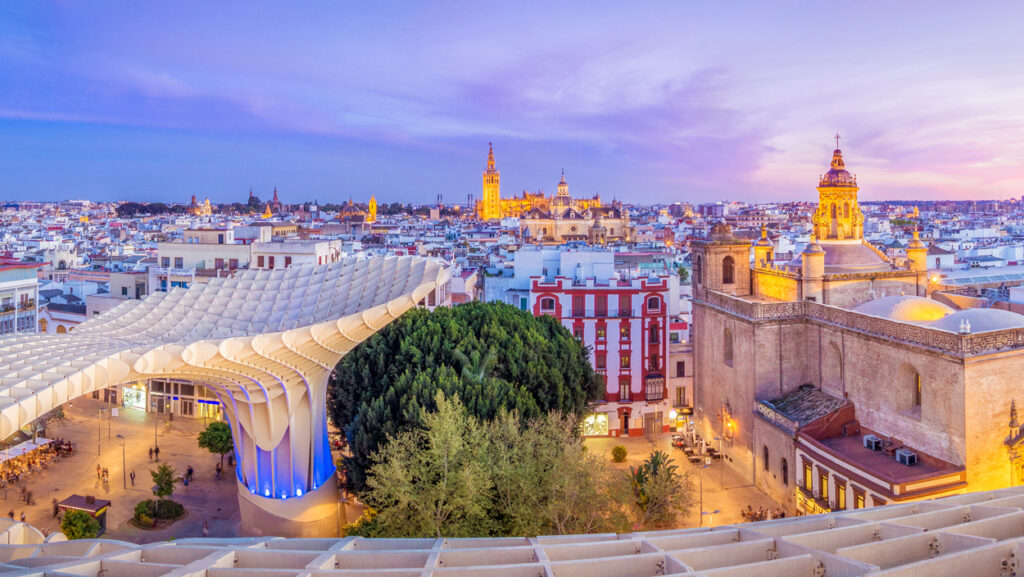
top-left (486, 142), bottom-right (496, 172)
top-left (1011, 399), bottom-right (1020, 430)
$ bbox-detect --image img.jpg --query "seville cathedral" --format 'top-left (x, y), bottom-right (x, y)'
top-left (475, 143), bottom-right (634, 244)
top-left (692, 144), bottom-right (1023, 516)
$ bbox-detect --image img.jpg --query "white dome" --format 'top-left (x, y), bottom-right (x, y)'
top-left (852, 295), bottom-right (954, 323)
top-left (926, 308), bottom-right (1024, 333)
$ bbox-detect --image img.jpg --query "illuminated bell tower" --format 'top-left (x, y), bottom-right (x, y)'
top-left (482, 143), bottom-right (501, 220)
top-left (812, 134), bottom-right (865, 241)
top-left (367, 194), bottom-right (378, 224)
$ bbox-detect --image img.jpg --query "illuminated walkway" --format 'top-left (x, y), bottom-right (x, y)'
top-left (0, 487), bottom-right (1023, 576)
top-left (0, 256), bottom-right (447, 537)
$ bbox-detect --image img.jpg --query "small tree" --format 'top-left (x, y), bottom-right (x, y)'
top-left (198, 421), bottom-right (234, 468)
top-left (151, 464), bottom-right (179, 502)
top-left (677, 266), bottom-right (690, 283)
top-left (626, 450), bottom-right (693, 529)
top-left (61, 509), bottom-right (100, 540)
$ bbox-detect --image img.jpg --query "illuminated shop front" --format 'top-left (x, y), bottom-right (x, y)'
top-left (582, 413), bottom-right (609, 436)
top-left (122, 383), bottom-right (147, 410)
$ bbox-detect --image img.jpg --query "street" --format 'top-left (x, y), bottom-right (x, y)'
top-left (5, 397), bottom-right (241, 542)
top-left (584, 433), bottom-right (785, 528)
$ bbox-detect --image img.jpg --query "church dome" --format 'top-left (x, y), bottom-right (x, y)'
top-left (853, 295), bottom-right (954, 323)
top-left (819, 149), bottom-right (857, 187)
top-left (926, 308), bottom-right (1024, 333)
top-left (707, 221), bottom-right (736, 242)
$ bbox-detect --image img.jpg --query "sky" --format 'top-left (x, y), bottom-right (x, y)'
top-left (1, 2), bottom-right (1024, 205)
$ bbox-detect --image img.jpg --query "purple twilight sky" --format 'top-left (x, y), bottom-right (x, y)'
top-left (1, 2), bottom-right (1023, 205)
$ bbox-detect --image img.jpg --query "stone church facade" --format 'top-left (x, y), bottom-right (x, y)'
top-left (692, 145), bottom-right (1023, 514)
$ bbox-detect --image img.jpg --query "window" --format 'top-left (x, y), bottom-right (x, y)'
top-left (913, 372), bottom-right (922, 407)
top-left (595, 353), bottom-right (606, 370)
top-left (695, 255), bottom-right (702, 286)
top-left (763, 446), bottom-right (770, 472)
top-left (284, 256), bottom-right (292, 268)
top-left (723, 328), bottom-right (734, 367)
top-left (781, 458), bottom-right (789, 486)
top-left (215, 258), bottom-right (224, 269)
top-left (596, 326), bottom-right (606, 340)
top-left (161, 257), bottom-right (170, 267)
top-left (229, 259), bottom-right (238, 269)
top-left (803, 460), bottom-right (813, 489)
top-left (621, 324), bottom-right (631, 339)
top-left (573, 326), bottom-right (583, 339)
top-left (218, 234), bottom-right (224, 244)
top-left (649, 353), bottom-right (659, 370)
top-left (722, 256), bottom-right (735, 284)
top-left (674, 386), bottom-right (686, 406)
top-left (174, 257), bottom-right (183, 268)
top-left (572, 295), bottom-right (585, 317)
top-left (620, 354), bottom-right (631, 369)
top-left (619, 294), bottom-right (631, 317)
top-left (595, 295), bottom-right (607, 317)
top-left (649, 323), bottom-right (660, 344)
top-left (647, 296), bottom-right (660, 311)
top-left (818, 469), bottom-right (829, 501)
top-left (257, 256), bottom-right (265, 268)
top-left (121, 286), bottom-right (128, 296)
top-left (540, 297), bottom-right (556, 311)
top-left (676, 361), bottom-right (685, 377)
top-left (618, 377), bottom-right (631, 402)
top-left (836, 479), bottom-right (847, 510)
top-left (268, 256), bottom-right (275, 269)
top-left (644, 375), bottom-right (664, 402)
top-left (853, 488), bottom-right (865, 509)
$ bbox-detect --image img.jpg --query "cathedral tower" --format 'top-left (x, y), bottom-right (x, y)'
top-left (812, 135), bottom-right (865, 241)
top-left (367, 194), bottom-right (377, 224)
top-left (481, 143), bottom-right (501, 220)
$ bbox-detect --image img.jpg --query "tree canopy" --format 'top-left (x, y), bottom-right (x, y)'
top-left (151, 464), bottom-right (179, 500)
top-left (198, 421), bottom-right (234, 467)
top-left (327, 301), bottom-right (601, 492)
top-left (350, 392), bottom-right (631, 538)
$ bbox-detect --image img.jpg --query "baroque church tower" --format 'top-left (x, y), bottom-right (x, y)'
top-left (812, 135), bottom-right (865, 241)
top-left (481, 143), bottom-right (501, 220)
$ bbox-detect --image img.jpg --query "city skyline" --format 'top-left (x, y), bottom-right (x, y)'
top-left (2, 2), bottom-right (1024, 204)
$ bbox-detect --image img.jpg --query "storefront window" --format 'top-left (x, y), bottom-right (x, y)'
top-left (581, 413), bottom-right (609, 436)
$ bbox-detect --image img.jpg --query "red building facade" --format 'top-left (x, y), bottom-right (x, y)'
top-left (530, 275), bottom-right (672, 436)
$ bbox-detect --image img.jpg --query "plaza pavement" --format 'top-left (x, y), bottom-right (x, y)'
top-left (584, 434), bottom-right (786, 528)
top-left (5, 397), bottom-right (242, 542)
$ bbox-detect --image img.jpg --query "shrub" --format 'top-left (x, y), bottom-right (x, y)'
top-left (134, 501), bottom-right (150, 519)
top-left (611, 445), bottom-right (627, 463)
top-left (61, 509), bottom-right (100, 540)
top-left (155, 499), bottom-right (184, 519)
top-left (136, 513), bottom-right (155, 529)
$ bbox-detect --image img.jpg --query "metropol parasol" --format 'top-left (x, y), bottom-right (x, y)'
top-left (0, 256), bottom-right (448, 537)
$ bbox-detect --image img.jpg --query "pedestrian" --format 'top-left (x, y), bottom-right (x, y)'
top-left (6, 511), bottom-right (12, 519)
top-left (25, 491), bottom-right (32, 506)
top-left (202, 521), bottom-right (209, 537)
top-left (154, 446), bottom-right (160, 461)
top-left (19, 512), bottom-right (25, 523)
top-left (51, 499), bottom-right (58, 518)
top-left (129, 471), bottom-right (135, 487)
top-left (215, 462), bottom-right (222, 480)
top-left (96, 464), bottom-right (102, 480)
top-left (148, 447), bottom-right (153, 461)
top-left (19, 487), bottom-right (26, 502)
top-left (186, 465), bottom-right (194, 482)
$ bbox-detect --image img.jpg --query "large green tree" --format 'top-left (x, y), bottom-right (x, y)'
top-left (355, 392), bottom-right (630, 538)
top-left (328, 301), bottom-right (600, 492)
top-left (626, 450), bottom-right (694, 529)
top-left (60, 509), bottom-right (100, 540)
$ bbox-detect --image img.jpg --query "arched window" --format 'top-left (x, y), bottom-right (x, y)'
top-left (56, 325), bottom-right (67, 334)
top-left (540, 297), bottom-right (555, 311)
top-left (722, 256), bottom-right (735, 285)
top-left (723, 328), bottom-right (734, 367)
top-left (900, 363), bottom-right (923, 419)
top-left (649, 322), bottom-right (659, 344)
top-left (694, 255), bottom-right (703, 285)
top-left (57, 260), bottom-right (67, 270)
top-left (913, 372), bottom-right (922, 407)
top-left (647, 296), bottom-right (661, 311)
top-left (763, 446), bottom-right (770, 472)
top-left (781, 458), bottom-right (789, 485)
top-left (38, 318), bottom-right (47, 332)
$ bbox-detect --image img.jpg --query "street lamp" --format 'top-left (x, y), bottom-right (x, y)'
top-left (698, 457), bottom-right (711, 526)
top-left (116, 434), bottom-right (126, 489)
top-left (97, 408), bottom-right (103, 455)
top-left (714, 436), bottom-right (723, 486)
